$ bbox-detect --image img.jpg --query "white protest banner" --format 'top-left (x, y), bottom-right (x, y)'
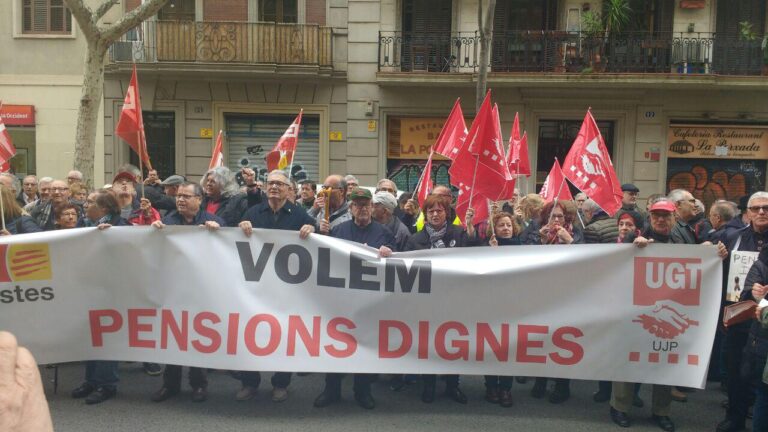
top-left (0, 227), bottom-right (721, 388)
top-left (726, 250), bottom-right (758, 302)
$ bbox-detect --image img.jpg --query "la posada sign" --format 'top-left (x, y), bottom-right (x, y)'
top-left (667, 125), bottom-right (768, 159)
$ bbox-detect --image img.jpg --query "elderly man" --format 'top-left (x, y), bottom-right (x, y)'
top-left (235, 170), bottom-right (316, 403)
top-left (18, 175), bottom-right (37, 207)
top-left (154, 175), bottom-right (185, 213)
top-left (29, 179), bottom-right (78, 231)
top-left (376, 178), bottom-right (406, 221)
top-left (718, 191), bottom-right (768, 432)
top-left (0, 173), bottom-right (20, 197)
top-left (112, 172), bottom-right (159, 225)
top-left (582, 199), bottom-right (618, 244)
top-left (309, 174), bottom-right (351, 231)
top-left (314, 188), bottom-right (394, 410)
top-left (708, 200), bottom-right (739, 244)
top-left (149, 182), bottom-right (224, 403)
top-left (201, 167), bottom-right (249, 227)
top-left (298, 179), bottom-right (316, 209)
top-left (669, 189), bottom-right (712, 244)
top-left (372, 191), bottom-right (410, 251)
top-left (67, 170), bottom-right (84, 185)
top-left (611, 200), bottom-right (726, 431)
top-left (344, 174), bottom-right (359, 200)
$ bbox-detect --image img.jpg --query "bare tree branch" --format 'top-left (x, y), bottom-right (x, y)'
top-left (95, 0), bottom-right (120, 20)
top-left (102, 0), bottom-right (169, 43)
top-left (62, 0), bottom-right (100, 40)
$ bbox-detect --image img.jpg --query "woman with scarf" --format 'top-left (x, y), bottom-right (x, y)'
top-left (70, 189), bottom-right (130, 404)
top-left (404, 194), bottom-right (468, 405)
top-left (467, 209), bottom-right (522, 407)
top-left (525, 200), bottom-right (584, 404)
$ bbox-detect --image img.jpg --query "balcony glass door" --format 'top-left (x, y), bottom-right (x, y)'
top-left (713, 0), bottom-right (765, 75)
top-left (492, 0), bottom-right (557, 72)
top-left (400, 0), bottom-right (452, 72)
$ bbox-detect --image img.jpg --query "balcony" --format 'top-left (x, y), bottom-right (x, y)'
top-left (378, 31), bottom-right (767, 88)
top-left (107, 21), bottom-right (335, 78)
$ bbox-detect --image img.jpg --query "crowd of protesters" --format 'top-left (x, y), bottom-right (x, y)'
top-left (4, 165), bottom-right (768, 432)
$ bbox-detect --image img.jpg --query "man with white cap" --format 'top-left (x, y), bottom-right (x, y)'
top-left (372, 191), bottom-right (410, 251)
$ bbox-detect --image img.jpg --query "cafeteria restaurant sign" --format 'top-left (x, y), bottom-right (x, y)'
top-left (667, 125), bottom-right (768, 159)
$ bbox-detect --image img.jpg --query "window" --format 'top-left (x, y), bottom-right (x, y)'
top-left (260, 0), bottom-right (298, 23)
top-left (22, 0), bottom-right (72, 35)
top-left (158, 0), bottom-right (195, 21)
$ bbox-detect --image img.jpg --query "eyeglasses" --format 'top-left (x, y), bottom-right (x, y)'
top-left (267, 181), bottom-right (288, 188)
top-left (677, 199), bottom-right (696, 204)
top-left (749, 205), bottom-right (768, 213)
top-left (427, 209), bottom-right (445, 215)
top-left (176, 194), bottom-right (198, 200)
top-left (59, 211), bottom-right (78, 218)
top-left (51, 188), bottom-right (69, 192)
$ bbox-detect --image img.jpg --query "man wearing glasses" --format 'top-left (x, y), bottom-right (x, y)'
top-left (718, 191), bottom-right (768, 432)
top-left (309, 174), bottom-right (351, 233)
top-left (149, 182), bottom-right (224, 403)
top-left (30, 179), bottom-right (80, 231)
top-left (235, 170), bottom-right (317, 403)
top-left (669, 189), bottom-right (712, 244)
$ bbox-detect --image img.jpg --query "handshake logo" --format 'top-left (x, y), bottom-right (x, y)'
top-left (632, 257), bottom-right (702, 340)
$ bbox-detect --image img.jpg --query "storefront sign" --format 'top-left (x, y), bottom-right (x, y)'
top-left (396, 118), bottom-right (445, 158)
top-left (0, 105), bottom-right (35, 126)
top-left (667, 125), bottom-right (768, 159)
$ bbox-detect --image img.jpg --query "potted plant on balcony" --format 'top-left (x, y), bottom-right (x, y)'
top-left (580, 0), bottom-right (631, 73)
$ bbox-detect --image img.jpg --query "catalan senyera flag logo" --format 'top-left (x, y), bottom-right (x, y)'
top-left (0, 243), bottom-right (52, 282)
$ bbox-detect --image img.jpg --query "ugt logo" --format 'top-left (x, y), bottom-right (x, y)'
top-left (632, 258), bottom-right (701, 340)
top-left (633, 257), bottom-right (701, 306)
top-left (0, 243), bottom-right (52, 282)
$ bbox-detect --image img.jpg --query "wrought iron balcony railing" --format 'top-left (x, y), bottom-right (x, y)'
top-left (379, 31), bottom-right (767, 76)
top-left (110, 20), bottom-right (333, 67)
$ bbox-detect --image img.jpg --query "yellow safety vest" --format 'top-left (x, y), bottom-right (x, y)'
top-left (415, 212), bottom-right (462, 232)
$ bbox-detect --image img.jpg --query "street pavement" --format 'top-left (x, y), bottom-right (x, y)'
top-left (45, 363), bottom-right (732, 431)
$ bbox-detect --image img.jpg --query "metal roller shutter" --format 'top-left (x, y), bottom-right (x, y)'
top-left (224, 113), bottom-right (320, 183)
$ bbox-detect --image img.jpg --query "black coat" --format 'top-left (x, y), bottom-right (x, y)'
top-left (202, 193), bottom-right (249, 227)
top-left (404, 224), bottom-right (467, 251)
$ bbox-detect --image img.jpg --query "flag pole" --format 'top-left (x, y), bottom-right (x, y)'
top-left (548, 158), bottom-right (568, 226)
top-left (0, 188), bottom-right (6, 232)
top-left (467, 154), bottom-right (480, 211)
top-left (137, 130), bottom-right (145, 200)
top-left (413, 150), bottom-right (432, 196)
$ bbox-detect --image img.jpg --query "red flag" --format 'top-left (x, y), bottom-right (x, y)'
top-left (455, 188), bottom-right (490, 226)
top-left (452, 93), bottom-right (510, 201)
top-left (507, 112), bottom-right (531, 177)
top-left (493, 104), bottom-right (516, 201)
top-left (0, 106), bottom-right (17, 173)
top-left (209, 130), bottom-right (224, 170)
top-left (432, 99), bottom-right (468, 160)
top-left (539, 159), bottom-right (573, 203)
top-left (414, 151), bottom-right (434, 207)
top-left (266, 110), bottom-right (302, 172)
top-left (562, 110), bottom-right (622, 215)
top-left (115, 64), bottom-right (152, 170)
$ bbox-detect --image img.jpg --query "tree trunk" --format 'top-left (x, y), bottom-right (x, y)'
top-left (476, 0), bottom-right (496, 111)
top-left (73, 44), bottom-right (108, 189)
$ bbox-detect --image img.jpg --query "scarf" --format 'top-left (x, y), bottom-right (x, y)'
top-left (425, 223), bottom-right (447, 249)
top-left (543, 223), bottom-right (574, 245)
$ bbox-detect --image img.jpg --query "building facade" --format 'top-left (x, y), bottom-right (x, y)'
top-left (0, 0), bottom-right (105, 185)
top-left (6, 0), bottom-right (759, 210)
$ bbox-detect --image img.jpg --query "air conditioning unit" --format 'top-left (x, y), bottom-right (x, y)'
top-left (111, 41), bottom-right (146, 62)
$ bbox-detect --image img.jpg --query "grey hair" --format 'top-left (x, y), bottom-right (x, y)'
top-left (581, 198), bottom-right (602, 214)
top-left (748, 191), bottom-right (768, 207)
top-left (694, 199), bottom-right (705, 214)
top-left (39, 176), bottom-right (54, 185)
top-left (668, 189), bottom-right (691, 203)
top-left (202, 166), bottom-right (240, 198)
top-left (0, 173), bottom-right (20, 194)
top-left (117, 163), bottom-right (141, 177)
top-left (574, 192), bottom-right (588, 201)
top-left (267, 170), bottom-right (290, 184)
top-left (179, 181), bottom-right (204, 197)
top-left (376, 178), bottom-right (398, 193)
top-left (344, 174), bottom-right (358, 185)
top-left (711, 201), bottom-right (737, 222)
